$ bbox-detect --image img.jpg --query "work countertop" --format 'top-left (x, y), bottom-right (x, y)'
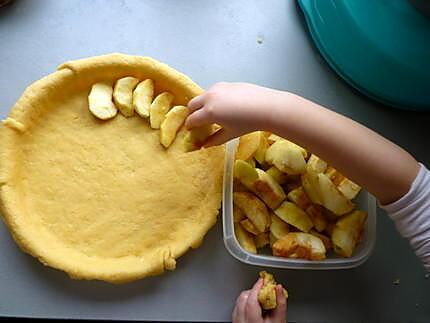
top-left (0, 0), bottom-right (429, 321)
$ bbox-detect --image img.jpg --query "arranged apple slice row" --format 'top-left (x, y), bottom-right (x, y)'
top-left (88, 77), bottom-right (213, 150)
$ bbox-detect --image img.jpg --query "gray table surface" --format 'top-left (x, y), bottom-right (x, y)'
top-left (1, 0), bottom-right (430, 322)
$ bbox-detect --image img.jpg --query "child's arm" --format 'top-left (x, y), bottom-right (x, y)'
top-left (186, 82), bottom-right (419, 205)
top-left (187, 82), bottom-right (430, 271)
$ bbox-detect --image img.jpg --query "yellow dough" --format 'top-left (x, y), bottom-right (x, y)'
top-left (0, 53), bottom-right (224, 283)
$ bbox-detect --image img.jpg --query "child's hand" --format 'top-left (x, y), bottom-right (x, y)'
top-left (232, 278), bottom-right (287, 323)
top-left (185, 82), bottom-right (288, 147)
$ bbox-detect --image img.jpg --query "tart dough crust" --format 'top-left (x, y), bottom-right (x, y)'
top-left (0, 53), bottom-right (224, 283)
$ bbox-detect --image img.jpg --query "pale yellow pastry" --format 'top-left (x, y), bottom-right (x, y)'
top-left (88, 82), bottom-right (117, 120)
top-left (133, 79), bottom-right (154, 118)
top-left (113, 76), bottom-right (140, 117)
top-left (150, 92), bottom-right (174, 129)
top-left (160, 105), bottom-right (189, 148)
top-left (0, 53), bottom-right (224, 283)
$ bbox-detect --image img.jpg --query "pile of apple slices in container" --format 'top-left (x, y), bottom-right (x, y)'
top-left (233, 132), bottom-right (367, 260)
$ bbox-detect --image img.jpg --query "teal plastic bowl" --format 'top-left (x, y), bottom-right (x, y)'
top-left (298, 0), bottom-right (430, 111)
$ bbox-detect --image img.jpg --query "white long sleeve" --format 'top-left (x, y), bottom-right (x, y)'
top-left (381, 163), bottom-right (430, 271)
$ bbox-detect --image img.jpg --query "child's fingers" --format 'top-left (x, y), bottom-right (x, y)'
top-left (244, 278), bottom-right (264, 321)
top-left (270, 284), bottom-right (287, 322)
top-left (185, 109), bottom-right (212, 129)
top-left (187, 93), bottom-right (206, 112)
top-left (232, 290), bottom-right (250, 323)
top-left (202, 128), bottom-right (232, 148)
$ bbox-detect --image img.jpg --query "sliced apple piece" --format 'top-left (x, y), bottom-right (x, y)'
top-left (236, 131), bottom-right (267, 162)
top-left (266, 166), bottom-right (289, 185)
top-left (183, 124), bottom-right (217, 151)
top-left (247, 158), bottom-right (256, 168)
top-left (325, 167), bottom-right (345, 186)
top-left (234, 223), bottom-right (257, 254)
top-left (301, 171), bottom-right (323, 205)
top-left (270, 213), bottom-right (290, 240)
top-left (236, 131), bottom-right (261, 160)
top-left (160, 105), bottom-right (189, 148)
top-left (253, 169), bottom-right (286, 209)
top-left (337, 177), bottom-right (361, 200)
top-left (274, 201), bottom-right (313, 232)
top-left (306, 204), bottom-right (327, 232)
top-left (150, 92), bottom-right (174, 129)
top-left (234, 160), bottom-right (259, 186)
top-left (318, 173), bottom-right (354, 215)
top-left (287, 186), bottom-right (311, 210)
top-left (240, 218), bottom-right (260, 235)
top-left (113, 76), bottom-right (140, 117)
top-left (234, 162), bottom-right (286, 210)
top-left (88, 82), bottom-right (117, 120)
top-left (265, 140), bottom-right (307, 175)
top-left (310, 230), bottom-right (332, 251)
top-left (233, 205), bottom-right (246, 223)
top-left (332, 210), bottom-right (367, 257)
top-left (254, 134), bottom-right (269, 164)
top-left (272, 232), bottom-right (326, 260)
top-left (233, 192), bottom-right (269, 233)
top-left (267, 134), bottom-right (283, 145)
top-left (307, 154), bottom-right (327, 174)
top-left (233, 178), bottom-right (250, 193)
top-left (285, 140), bottom-right (308, 159)
top-left (133, 79), bottom-right (154, 118)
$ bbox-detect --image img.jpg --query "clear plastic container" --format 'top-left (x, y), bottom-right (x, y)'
top-left (222, 139), bottom-right (377, 269)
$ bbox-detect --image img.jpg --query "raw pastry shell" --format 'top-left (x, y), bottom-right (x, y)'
top-left (0, 53), bottom-right (224, 283)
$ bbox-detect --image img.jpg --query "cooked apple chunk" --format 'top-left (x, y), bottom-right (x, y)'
top-left (274, 201), bottom-right (313, 232)
top-left (332, 210), bottom-right (367, 257)
top-left (318, 173), bottom-right (354, 215)
top-left (234, 161), bottom-right (286, 210)
top-left (287, 186), bottom-right (311, 210)
top-left (307, 154), bottom-right (327, 174)
top-left (236, 131), bottom-right (267, 161)
top-left (270, 213), bottom-right (290, 240)
top-left (265, 140), bottom-right (307, 175)
top-left (337, 177), bottom-right (361, 200)
top-left (240, 218), bottom-right (260, 235)
top-left (234, 223), bottom-right (257, 254)
top-left (266, 166), bottom-right (289, 185)
top-left (233, 192), bottom-right (269, 233)
top-left (272, 232), bottom-right (326, 260)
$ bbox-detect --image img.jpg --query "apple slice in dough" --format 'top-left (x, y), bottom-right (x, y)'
top-left (88, 82), bottom-right (117, 120)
